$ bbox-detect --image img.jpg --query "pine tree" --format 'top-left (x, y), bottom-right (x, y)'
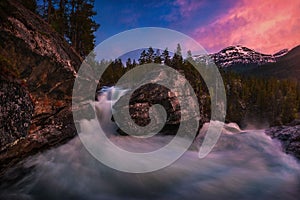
top-left (171, 43), bottom-right (183, 69)
top-left (51, 0), bottom-right (68, 36)
top-left (176, 43), bottom-right (182, 56)
top-left (162, 48), bottom-right (171, 66)
top-left (154, 49), bottom-right (162, 64)
top-left (126, 58), bottom-right (132, 69)
top-left (187, 50), bottom-right (192, 60)
top-left (138, 50), bottom-right (147, 65)
top-left (47, 0), bottom-right (53, 23)
top-left (145, 47), bottom-right (155, 63)
top-left (132, 59), bottom-right (137, 68)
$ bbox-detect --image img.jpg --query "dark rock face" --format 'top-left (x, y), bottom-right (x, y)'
top-left (114, 84), bottom-right (182, 135)
top-left (0, 78), bottom-right (34, 147)
top-left (129, 84), bottom-right (181, 126)
top-left (265, 125), bottom-right (300, 160)
top-left (0, 0), bottom-right (82, 173)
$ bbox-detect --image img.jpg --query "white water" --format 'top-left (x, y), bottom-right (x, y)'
top-left (1, 88), bottom-right (300, 200)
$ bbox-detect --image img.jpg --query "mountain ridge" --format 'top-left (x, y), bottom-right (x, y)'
top-left (194, 44), bottom-right (300, 82)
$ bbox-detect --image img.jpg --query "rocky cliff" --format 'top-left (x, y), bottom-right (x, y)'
top-left (0, 0), bottom-right (82, 173)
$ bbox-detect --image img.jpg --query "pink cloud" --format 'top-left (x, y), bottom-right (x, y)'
top-left (192, 0), bottom-right (300, 54)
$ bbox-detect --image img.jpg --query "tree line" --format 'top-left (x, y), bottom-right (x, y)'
top-left (18, 0), bottom-right (99, 58)
top-left (98, 46), bottom-right (300, 127)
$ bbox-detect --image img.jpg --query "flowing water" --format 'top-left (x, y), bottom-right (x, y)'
top-left (1, 88), bottom-right (300, 200)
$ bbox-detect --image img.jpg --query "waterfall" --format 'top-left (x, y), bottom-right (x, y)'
top-left (94, 86), bottom-right (128, 135)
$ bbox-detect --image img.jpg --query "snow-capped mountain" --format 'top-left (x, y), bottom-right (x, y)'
top-left (193, 45), bottom-right (300, 82)
top-left (194, 45), bottom-right (288, 68)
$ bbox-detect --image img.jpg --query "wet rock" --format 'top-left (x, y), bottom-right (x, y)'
top-left (265, 125), bottom-right (300, 160)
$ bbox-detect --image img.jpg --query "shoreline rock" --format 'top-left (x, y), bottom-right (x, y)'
top-left (265, 124), bottom-right (300, 160)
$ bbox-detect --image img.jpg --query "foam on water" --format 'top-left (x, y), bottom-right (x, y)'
top-left (1, 129), bottom-right (300, 200)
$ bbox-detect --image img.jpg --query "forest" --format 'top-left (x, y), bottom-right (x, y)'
top-left (98, 46), bottom-right (300, 127)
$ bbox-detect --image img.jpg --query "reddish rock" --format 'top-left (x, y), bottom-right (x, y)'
top-left (0, 0), bottom-right (82, 174)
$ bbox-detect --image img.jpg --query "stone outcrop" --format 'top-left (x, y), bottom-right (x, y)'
top-left (112, 68), bottom-right (210, 135)
top-left (265, 122), bottom-right (300, 160)
top-left (0, 0), bottom-right (82, 173)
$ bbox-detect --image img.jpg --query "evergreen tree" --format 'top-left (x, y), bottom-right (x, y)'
top-left (126, 58), bottom-right (132, 69)
top-left (162, 48), bottom-right (171, 66)
top-left (47, 0), bottom-right (53, 23)
top-left (154, 49), bottom-right (162, 64)
top-left (187, 50), bottom-right (192, 60)
top-left (138, 50), bottom-right (147, 65)
top-left (176, 43), bottom-right (182, 56)
top-left (51, 0), bottom-right (68, 36)
top-left (171, 43), bottom-right (183, 69)
top-left (132, 59), bottom-right (137, 68)
top-left (145, 47), bottom-right (155, 63)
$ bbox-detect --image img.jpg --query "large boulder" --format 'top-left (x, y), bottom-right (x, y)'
top-left (112, 68), bottom-right (210, 136)
top-left (0, 0), bottom-right (82, 173)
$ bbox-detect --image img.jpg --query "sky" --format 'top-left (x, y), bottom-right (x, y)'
top-left (93, 0), bottom-right (300, 54)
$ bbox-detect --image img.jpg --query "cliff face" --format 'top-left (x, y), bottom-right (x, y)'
top-left (0, 0), bottom-right (82, 171)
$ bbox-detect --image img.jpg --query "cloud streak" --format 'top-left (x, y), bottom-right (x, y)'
top-left (174, 0), bottom-right (205, 18)
top-left (192, 0), bottom-right (300, 54)
top-left (162, 0), bottom-right (205, 22)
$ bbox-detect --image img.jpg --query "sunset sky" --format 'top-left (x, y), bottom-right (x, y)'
top-left (94, 0), bottom-right (300, 54)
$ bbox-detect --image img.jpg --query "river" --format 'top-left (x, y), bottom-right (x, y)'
top-left (1, 88), bottom-right (299, 200)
